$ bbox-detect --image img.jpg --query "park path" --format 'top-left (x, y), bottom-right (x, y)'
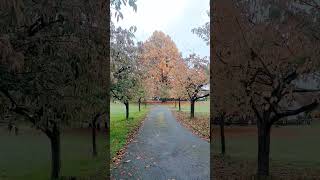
top-left (111, 106), bottom-right (209, 180)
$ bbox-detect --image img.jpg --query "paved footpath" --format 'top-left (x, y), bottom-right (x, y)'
top-left (111, 106), bottom-right (209, 180)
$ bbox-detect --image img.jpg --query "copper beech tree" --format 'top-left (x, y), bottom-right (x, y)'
top-left (214, 0), bottom-right (320, 177)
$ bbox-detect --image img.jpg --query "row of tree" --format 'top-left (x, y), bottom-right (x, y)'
top-left (111, 29), bottom-right (210, 119)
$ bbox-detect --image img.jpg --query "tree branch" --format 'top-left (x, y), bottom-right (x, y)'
top-left (293, 88), bottom-right (320, 93)
top-left (194, 93), bottom-right (209, 101)
top-left (277, 101), bottom-right (319, 120)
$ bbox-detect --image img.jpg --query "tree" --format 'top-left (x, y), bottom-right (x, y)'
top-left (0, 0), bottom-right (109, 178)
top-left (139, 31), bottom-right (183, 99)
top-left (184, 54), bottom-right (210, 118)
top-left (213, 0), bottom-right (320, 176)
top-left (192, 11), bottom-right (210, 46)
top-left (170, 59), bottom-right (189, 111)
top-left (110, 25), bottom-right (138, 120)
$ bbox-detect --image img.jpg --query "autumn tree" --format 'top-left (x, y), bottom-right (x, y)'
top-left (184, 54), bottom-right (210, 118)
top-left (139, 31), bottom-right (183, 99)
top-left (170, 59), bottom-right (189, 111)
top-left (213, 0), bottom-right (320, 176)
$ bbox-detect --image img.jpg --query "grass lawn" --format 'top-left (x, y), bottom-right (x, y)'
top-left (213, 121), bottom-right (320, 178)
top-left (0, 127), bottom-right (106, 180)
top-left (171, 100), bottom-right (209, 114)
top-left (110, 102), bottom-right (149, 159)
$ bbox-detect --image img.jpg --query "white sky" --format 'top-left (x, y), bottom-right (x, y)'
top-left (112, 0), bottom-right (209, 58)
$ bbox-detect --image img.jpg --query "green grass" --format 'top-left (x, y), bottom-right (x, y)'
top-left (0, 128), bottom-right (106, 180)
top-left (172, 100), bottom-right (209, 114)
top-left (110, 102), bottom-right (149, 159)
top-left (213, 121), bottom-right (320, 168)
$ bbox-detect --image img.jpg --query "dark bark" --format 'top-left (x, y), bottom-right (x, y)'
top-left (97, 123), bottom-right (101, 131)
top-left (92, 115), bottom-right (99, 157)
top-left (138, 98), bottom-right (142, 112)
top-left (125, 101), bottom-right (129, 119)
top-left (191, 100), bottom-right (195, 118)
top-left (178, 98), bottom-right (181, 111)
top-left (104, 113), bottom-right (109, 132)
top-left (257, 121), bottom-right (271, 177)
top-left (220, 115), bottom-right (226, 155)
top-left (92, 123), bottom-right (97, 157)
top-left (48, 123), bottom-right (61, 180)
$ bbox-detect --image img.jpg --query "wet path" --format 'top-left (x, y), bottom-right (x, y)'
top-left (111, 106), bottom-right (209, 180)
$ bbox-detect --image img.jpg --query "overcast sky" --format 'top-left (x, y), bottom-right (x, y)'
top-left (112, 0), bottom-right (210, 58)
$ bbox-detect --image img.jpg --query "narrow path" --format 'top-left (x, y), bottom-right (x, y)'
top-left (111, 106), bottom-right (209, 180)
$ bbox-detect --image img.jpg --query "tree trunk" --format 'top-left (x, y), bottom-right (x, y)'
top-left (138, 98), bottom-right (141, 112)
top-left (92, 123), bottom-right (97, 156)
top-left (104, 114), bottom-right (109, 131)
top-left (49, 123), bottom-right (61, 179)
top-left (190, 100), bottom-right (195, 118)
top-left (257, 122), bottom-right (271, 177)
top-left (220, 115), bottom-right (225, 155)
top-left (92, 113), bottom-right (100, 157)
top-left (179, 98), bottom-right (181, 111)
top-left (125, 102), bottom-right (129, 119)
top-left (105, 93), bottom-right (110, 132)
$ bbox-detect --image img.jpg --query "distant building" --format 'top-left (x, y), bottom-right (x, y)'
top-left (198, 84), bottom-right (210, 100)
top-left (280, 73), bottom-right (320, 124)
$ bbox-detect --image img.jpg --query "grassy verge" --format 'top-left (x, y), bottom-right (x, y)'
top-left (171, 100), bottom-right (209, 113)
top-left (213, 121), bottom-right (320, 178)
top-left (170, 101), bottom-right (209, 141)
top-left (173, 111), bottom-right (209, 141)
top-left (0, 128), bottom-right (106, 180)
top-left (110, 102), bottom-right (149, 163)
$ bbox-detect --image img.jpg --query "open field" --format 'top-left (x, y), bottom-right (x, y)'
top-left (0, 127), bottom-right (106, 180)
top-left (110, 102), bottom-right (149, 159)
top-left (160, 100), bottom-right (210, 114)
top-left (213, 121), bottom-right (320, 178)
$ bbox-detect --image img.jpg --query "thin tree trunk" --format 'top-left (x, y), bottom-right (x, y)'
top-left (220, 115), bottom-right (225, 155)
top-left (92, 113), bottom-right (100, 157)
top-left (92, 123), bottom-right (97, 156)
top-left (257, 122), bottom-right (271, 177)
top-left (190, 100), bottom-right (195, 118)
top-left (104, 114), bottom-right (109, 132)
top-left (138, 98), bottom-right (141, 112)
top-left (48, 123), bottom-right (61, 179)
top-left (179, 98), bottom-right (181, 111)
top-left (125, 102), bottom-right (129, 119)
